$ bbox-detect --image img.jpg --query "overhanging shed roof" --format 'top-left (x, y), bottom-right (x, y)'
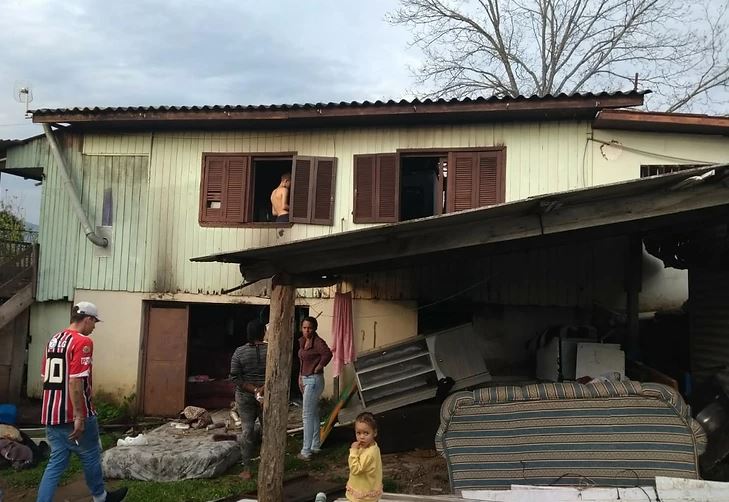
top-left (192, 165), bottom-right (729, 285)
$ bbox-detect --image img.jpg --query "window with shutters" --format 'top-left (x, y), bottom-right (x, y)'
top-left (199, 153), bottom-right (337, 226)
top-left (353, 148), bottom-right (505, 223)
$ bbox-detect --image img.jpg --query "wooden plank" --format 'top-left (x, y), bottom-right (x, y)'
top-left (257, 281), bottom-right (296, 502)
top-left (0, 284), bottom-right (33, 331)
top-left (319, 380), bottom-right (356, 446)
top-left (656, 476), bottom-right (729, 501)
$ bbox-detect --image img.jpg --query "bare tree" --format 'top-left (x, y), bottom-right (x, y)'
top-left (389, 0), bottom-right (729, 112)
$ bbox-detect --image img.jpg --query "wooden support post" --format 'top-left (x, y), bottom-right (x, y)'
top-left (257, 278), bottom-right (296, 502)
top-left (625, 235), bottom-right (642, 359)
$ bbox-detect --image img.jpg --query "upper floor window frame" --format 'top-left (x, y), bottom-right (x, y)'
top-left (198, 152), bottom-right (338, 228)
top-left (353, 146), bottom-right (506, 224)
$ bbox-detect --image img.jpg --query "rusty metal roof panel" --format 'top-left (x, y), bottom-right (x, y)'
top-left (30, 90), bottom-right (649, 116)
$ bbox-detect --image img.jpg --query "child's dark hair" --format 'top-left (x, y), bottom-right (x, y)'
top-left (355, 412), bottom-right (377, 432)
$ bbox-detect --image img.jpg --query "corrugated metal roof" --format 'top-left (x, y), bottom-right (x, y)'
top-left (594, 109), bottom-right (729, 136)
top-left (31, 90), bottom-right (648, 116)
top-left (192, 163), bottom-right (729, 285)
top-left (0, 139), bottom-right (22, 150)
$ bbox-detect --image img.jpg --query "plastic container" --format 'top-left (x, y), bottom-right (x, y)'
top-left (0, 403), bottom-right (18, 425)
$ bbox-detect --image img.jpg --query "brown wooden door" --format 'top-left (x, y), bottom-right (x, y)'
top-left (142, 304), bottom-right (189, 416)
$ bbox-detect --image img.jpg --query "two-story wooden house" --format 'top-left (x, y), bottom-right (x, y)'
top-left (4, 90), bottom-right (729, 415)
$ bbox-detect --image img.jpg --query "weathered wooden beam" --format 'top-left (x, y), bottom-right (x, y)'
top-left (0, 283), bottom-right (33, 331)
top-left (257, 279), bottom-right (296, 502)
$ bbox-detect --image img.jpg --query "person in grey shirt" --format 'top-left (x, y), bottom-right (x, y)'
top-left (229, 319), bottom-right (267, 479)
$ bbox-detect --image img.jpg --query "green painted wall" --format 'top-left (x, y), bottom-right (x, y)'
top-left (9, 122), bottom-right (595, 299)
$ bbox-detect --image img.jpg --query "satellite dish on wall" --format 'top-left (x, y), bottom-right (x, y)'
top-left (13, 81), bottom-right (34, 116)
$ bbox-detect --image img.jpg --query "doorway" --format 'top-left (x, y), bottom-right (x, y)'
top-left (141, 301), bottom-right (308, 416)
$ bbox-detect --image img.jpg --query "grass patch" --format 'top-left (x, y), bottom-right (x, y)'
top-left (95, 392), bottom-right (137, 424)
top-left (383, 477), bottom-right (400, 492)
top-left (0, 432), bottom-right (121, 489)
top-left (117, 473), bottom-right (256, 502)
top-left (1, 450), bottom-right (84, 488)
top-left (1, 427), bottom-right (356, 501)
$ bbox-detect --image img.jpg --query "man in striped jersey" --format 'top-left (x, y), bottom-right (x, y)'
top-left (37, 302), bottom-right (127, 502)
top-left (229, 319), bottom-right (268, 479)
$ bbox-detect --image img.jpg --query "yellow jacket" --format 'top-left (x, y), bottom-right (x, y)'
top-left (346, 443), bottom-right (383, 502)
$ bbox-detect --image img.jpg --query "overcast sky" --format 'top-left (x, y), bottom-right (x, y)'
top-left (0, 0), bottom-right (418, 224)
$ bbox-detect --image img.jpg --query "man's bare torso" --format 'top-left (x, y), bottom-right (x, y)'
top-left (271, 186), bottom-right (289, 216)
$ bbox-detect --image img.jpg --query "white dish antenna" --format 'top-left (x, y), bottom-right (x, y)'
top-left (13, 81), bottom-right (34, 116)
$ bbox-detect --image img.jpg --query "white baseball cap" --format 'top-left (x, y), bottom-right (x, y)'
top-left (75, 301), bottom-right (101, 321)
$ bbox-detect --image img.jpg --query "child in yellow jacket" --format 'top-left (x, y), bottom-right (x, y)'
top-left (346, 412), bottom-right (383, 502)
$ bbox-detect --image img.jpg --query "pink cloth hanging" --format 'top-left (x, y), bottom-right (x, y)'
top-left (330, 291), bottom-right (355, 377)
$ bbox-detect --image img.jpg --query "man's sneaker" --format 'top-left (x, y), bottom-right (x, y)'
top-left (106, 487), bottom-right (129, 502)
top-left (296, 453), bottom-right (312, 461)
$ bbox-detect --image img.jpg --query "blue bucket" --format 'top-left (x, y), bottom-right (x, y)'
top-left (0, 403), bottom-right (18, 425)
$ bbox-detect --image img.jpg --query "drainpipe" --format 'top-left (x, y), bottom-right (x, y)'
top-left (42, 123), bottom-right (108, 247)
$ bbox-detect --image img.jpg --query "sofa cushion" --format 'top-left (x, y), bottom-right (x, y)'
top-left (435, 381), bottom-right (706, 492)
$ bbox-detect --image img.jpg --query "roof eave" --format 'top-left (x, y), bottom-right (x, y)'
top-left (31, 94), bottom-right (645, 127)
top-left (594, 110), bottom-right (729, 136)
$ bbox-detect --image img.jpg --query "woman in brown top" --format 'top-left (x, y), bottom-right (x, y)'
top-left (297, 316), bottom-right (332, 460)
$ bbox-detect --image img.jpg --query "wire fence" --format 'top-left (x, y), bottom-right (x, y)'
top-left (0, 225), bottom-right (38, 244)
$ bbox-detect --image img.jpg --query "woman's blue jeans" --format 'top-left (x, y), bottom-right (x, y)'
top-left (37, 416), bottom-right (105, 502)
top-left (301, 374), bottom-right (324, 456)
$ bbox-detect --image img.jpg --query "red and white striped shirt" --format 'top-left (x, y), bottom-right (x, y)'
top-left (41, 329), bottom-right (96, 426)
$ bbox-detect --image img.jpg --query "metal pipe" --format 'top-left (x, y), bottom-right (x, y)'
top-left (42, 123), bottom-right (108, 247)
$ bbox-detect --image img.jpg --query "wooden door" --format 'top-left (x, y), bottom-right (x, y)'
top-left (142, 304), bottom-right (189, 416)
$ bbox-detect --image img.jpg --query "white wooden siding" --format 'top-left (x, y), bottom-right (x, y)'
top-left (7, 121), bottom-right (594, 300)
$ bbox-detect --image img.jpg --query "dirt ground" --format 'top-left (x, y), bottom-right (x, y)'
top-left (2, 402), bottom-right (450, 500)
top-left (1, 449), bottom-right (449, 501)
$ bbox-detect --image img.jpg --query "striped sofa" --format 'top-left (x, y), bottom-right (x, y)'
top-left (435, 381), bottom-right (707, 492)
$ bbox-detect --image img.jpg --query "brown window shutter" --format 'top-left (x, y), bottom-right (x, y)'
top-left (376, 154), bottom-right (399, 222)
top-left (311, 157), bottom-right (337, 225)
top-left (446, 149), bottom-right (505, 213)
top-left (223, 156), bottom-right (250, 223)
top-left (354, 155), bottom-right (376, 223)
top-left (447, 152), bottom-right (477, 213)
top-left (290, 157), bottom-right (313, 223)
top-left (476, 150), bottom-right (505, 206)
top-left (201, 156), bottom-right (226, 222)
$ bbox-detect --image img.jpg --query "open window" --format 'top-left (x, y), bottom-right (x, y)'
top-left (353, 148), bottom-right (505, 223)
top-left (199, 153), bottom-right (337, 226)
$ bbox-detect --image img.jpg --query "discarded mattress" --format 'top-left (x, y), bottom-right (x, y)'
top-left (436, 381), bottom-right (707, 492)
top-left (102, 422), bottom-right (240, 481)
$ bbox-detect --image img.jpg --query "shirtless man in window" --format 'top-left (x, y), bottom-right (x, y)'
top-left (270, 173), bottom-right (291, 222)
